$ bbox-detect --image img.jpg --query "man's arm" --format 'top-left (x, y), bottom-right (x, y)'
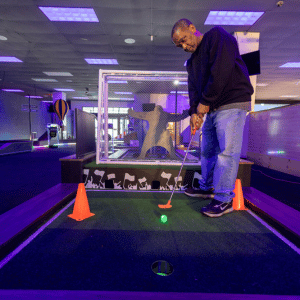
top-left (187, 75), bottom-right (201, 116)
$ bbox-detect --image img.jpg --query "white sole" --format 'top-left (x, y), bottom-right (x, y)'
top-left (184, 191), bottom-right (214, 198)
top-left (202, 207), bottom-right (234, 217)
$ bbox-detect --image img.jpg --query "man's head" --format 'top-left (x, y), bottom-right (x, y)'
top-left (171, 19), bottom-right (203, 53)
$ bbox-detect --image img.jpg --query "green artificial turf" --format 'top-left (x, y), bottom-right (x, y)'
top-left (0, 191), bottom-right (299, 295)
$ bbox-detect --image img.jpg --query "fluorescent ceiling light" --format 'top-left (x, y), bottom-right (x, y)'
top-left (114, 92), bottom-right (132, 95)
top-left (39, 7), bottom-right (99, 22)
top-left (43, 72), bottom-right (73, 76)
top-left (256, 83), bottom-right (268, 87)
top-left (170, 91), bottom-right (188, 94)
top-left (178, 82), bottom-right (187, 85)
top-left (25, 95), bottom-right (43, 98)
top-left (107, 81), bottom-right (128, 84)
top-left (124, 38), bottom-right (135, 44)
top-left (108, 97), bottom-right (134, 101)
top-left (72, 96), bottom-right (89, 99)
top-left (2, 89), bottom-right (24, 92)
top-left (85, 58), bottom-right (118, 65)
top-left (0, 35), bottom-right (8, 41)
top-left (205, 11), bottom-right (264, 26)
top-left (32, 78), bottom-right (58, 82)
top-left (280, 62), bottom-right (300, 68)
top-left (54, 88), bottom-right (75, 92)
top-left (280, 95), bottom-right (299, 98)
top-left (0, 56), bottom-right (22, 62)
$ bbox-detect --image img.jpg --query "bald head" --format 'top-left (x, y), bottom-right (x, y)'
top-left (171, 19), bottom-right (193, 39)
top-left (171, 19), bottom-right (203, 53)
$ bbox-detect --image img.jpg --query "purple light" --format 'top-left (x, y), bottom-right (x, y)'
top-left (280, 62), bottom-right (300, 68)
top-left (170, 91), bottom-right (188, 94)
top-left (205, 11), bottom-right (264, 25)
top-left (2, 89), bottom-right (24, 92)
top-left (107, 81), bottom-right (128, 84)
top-left (85, 58), bottom-right (118, 65)
top-left (54, 88), bottom-right (75, 91)
top-left (25, 96), bottom-right (43, 98)
top-left (39, 7), bottom-right (99, 22)
top-left (0, 56), bottom-right (22, 62)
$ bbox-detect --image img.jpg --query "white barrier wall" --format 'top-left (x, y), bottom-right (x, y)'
top-left (246, 104), bottom-right (300, 177)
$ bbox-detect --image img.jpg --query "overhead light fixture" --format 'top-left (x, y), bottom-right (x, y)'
top-left (114, 92), bottom-right (132, 95)
top-left (32, 78), bottom-right (58, 82)
top-left (0, 35), bottom-right (8, 41)
top-left (72, 96), bottom-right (89, 99)
top-left (39, 7), bottom-right (99, 22)
top-left (205, 11), bottom-right (264, 25)
top-left (2, 89), bottom-right (24, 92)
top-left (0, 56), bottom-right (22, 62)
top-left (66, 80), bottom-right (73, 82)
top-left (256, 83), bottom-right (268, 86)
top-left (280, 95), bottom-right (299, 98)
top-left (108, 97), bottom-right (134, 101)
top-left (85, 58), bottom-right (118, 65)
top-left (107, 80), bottom-right (128, 84)
top-left (43, 72), bottom-right (73, 76)
top-left (170, 91), bottom-right (188, 94)
top-left (124, 38), bottom-right (135, 44)
top-left (280, 62), bottom-right (300, 68)
top-left (174, 80), bottom-right (179, 85)
top-left (178, 82), bottom-right (187, 85)
top-left (54, 88), bottom-right (75, 92)
top-left (25, 95), bottom-right (43, 98)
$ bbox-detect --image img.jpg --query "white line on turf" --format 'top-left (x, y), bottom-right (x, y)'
top-left (0, 199), bottom-right (75, 270)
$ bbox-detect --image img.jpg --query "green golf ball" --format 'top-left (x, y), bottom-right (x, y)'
top-left (161, 215), bottom-right (167, 223)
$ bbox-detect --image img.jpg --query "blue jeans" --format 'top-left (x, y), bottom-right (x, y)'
top-left (199, 109), bottom-right (247, 203)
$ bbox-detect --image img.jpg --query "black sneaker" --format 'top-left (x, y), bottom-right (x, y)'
top-left (184, 187), bottom-right (214, 198)
top-left (201, 199), bottom-right (233, 217)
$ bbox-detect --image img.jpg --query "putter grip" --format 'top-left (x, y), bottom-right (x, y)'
top-left (192, 128), bottom-right (196, 135)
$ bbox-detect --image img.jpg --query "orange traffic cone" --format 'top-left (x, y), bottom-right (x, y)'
top-left (68, 183), bottom-right (95, 221)
top-left (232, 179), bottom-right (247, 211)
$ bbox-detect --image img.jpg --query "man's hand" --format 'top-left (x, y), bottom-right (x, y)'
top-left (197, 103), bottom-right (210, 117)
top-left (190, 114), bottom-right (203, 135)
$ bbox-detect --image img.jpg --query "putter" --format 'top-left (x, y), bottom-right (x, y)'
top-left (158, 128), bottom-right (201, 209)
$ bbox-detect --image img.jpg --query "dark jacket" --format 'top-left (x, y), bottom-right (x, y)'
top-left (186, 26), bottom-right (254, 115)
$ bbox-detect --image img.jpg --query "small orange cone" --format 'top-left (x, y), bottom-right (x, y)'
top-left (232, 179), bottom-right (247, 211)
top-left (68, 183), bottom-right (95, 221)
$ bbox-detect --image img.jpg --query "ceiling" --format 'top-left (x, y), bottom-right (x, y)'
top-left (1, 0), bottom-right (300, 104)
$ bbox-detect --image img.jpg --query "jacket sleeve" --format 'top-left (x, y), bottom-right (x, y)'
top-left (188, 74), bottom-right (200, 116)
top-left (201, 28), bottom-right (236, 105)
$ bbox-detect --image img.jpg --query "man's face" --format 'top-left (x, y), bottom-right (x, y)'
top-left (172, 25), bottom-right (198, 53)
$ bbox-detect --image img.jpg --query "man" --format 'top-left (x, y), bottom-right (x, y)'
top-left (171, 19), bottom-right (254, 217)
